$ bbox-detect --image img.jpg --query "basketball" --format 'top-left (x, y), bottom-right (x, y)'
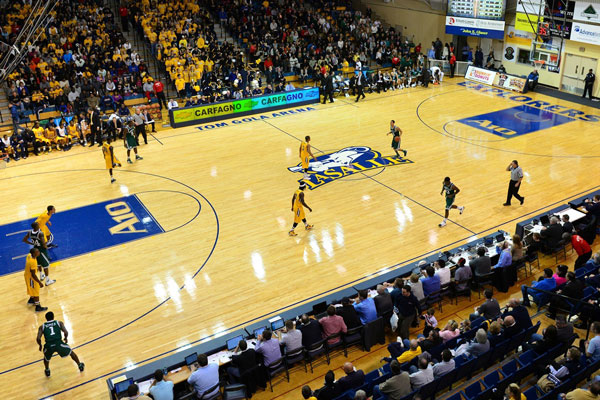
top-left (394, 136), bottom-right (400, 142)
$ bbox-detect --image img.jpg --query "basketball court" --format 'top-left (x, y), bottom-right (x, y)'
top-left (1, 77), bottom-right (600, 399)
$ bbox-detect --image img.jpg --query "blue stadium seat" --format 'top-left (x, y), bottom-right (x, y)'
top-left (446, 393), bottom-right (464, 400)
top-left (523, 386), bottom-right (539, 400)
top-left (461, 380), bottom-right (486, 400)
top-left (482, 370), bottom-right (503, 388)
top-left (364, 369), bottom-right (380, 384)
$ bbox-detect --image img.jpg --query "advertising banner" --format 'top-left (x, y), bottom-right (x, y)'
top-left (465, 65), bottom-right (497, 84)
top-left (571, 21), bottom-right (600, 45)
top-left (170, 88), bottom-right (320, 128)
top-left (574, 1), bottom-right (600, 22)
top-left (516, 0), bottom-right (545, 14)
top-left (465, 66), bottom-right (526, 93)
top-left (445, 16), bottom-right (505, 38)
top-left (515, 13), bottom-right (542, 33)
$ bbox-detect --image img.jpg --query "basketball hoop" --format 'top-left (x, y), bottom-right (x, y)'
top-left (533, 60), bottom-right (545, 69)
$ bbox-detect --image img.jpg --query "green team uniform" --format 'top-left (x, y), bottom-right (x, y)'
top-left (30, 229), bottom-right (50, 268)
top-left (42, 320), bottom-right (71, 361)
top-left (125, 126), bottom-right (138, 149)
top-left (390, 126), bottom-right (401, 150)
top-left (443, 182), bottom-right (456, 210)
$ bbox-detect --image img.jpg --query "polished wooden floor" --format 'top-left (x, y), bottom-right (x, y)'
top-left (2, 77), bottom-right (600, 399)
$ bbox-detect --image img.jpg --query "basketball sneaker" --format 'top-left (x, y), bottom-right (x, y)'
top-left (403, 150), bottom-right (407, 156)
top-left (305, 224), bottom-right (314, 230)
top-left (78, 363), bottom-right (85, 372)
top-left (40, 272), bottom-right (46, 280)
top-left (111, 178), bottom-right (116, 183)
top-left (459, 206), bottom-right (465, 214)
top-left (127, 158), bottom-right (133, 164)
top-left (439, 220), bottom-right (447, 227)
top-left (35, 305), bottom-right (48, 312)
top-left (288, 230), bottom-right (297, 236)
top-left (46, 278), bottom-right (55, 286)
top-left (136, 155), bottom-right (143, 160)
top-left (27, 298), bottom-right (35, 305)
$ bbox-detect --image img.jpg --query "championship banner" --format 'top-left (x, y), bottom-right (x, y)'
top-left (465, 66), bottom-right (526, 93)
top-left (170, 87), bottom-right (320, 128)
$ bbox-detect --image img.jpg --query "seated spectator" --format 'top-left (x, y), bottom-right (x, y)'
top-left (417, 329), bottom-right (443, 353)
top-left (353, 290), bottom-right (377, 325)
top-left (563, 381), bottom-right (600, 399)
top-left (502, 315), bottom-right (521, 338)
top-left (298, 314), bottom-right (323, 349)
top-left (540, 217), bottom-right (563, 253)
top-left (263, 85), bottom-right (273, 95)
top-left (512, 234), bottom-right (526, 262)
top-left (354, 390), bottom-right (367, 400)
top-left (502, 298), bottom-right (533, 330)
top-left (374, 285), bottom-right (393, 317)
top-left (584, 196), bottom-right (600, 220)
top-left (187, 354), bottom-right (219, 398)
top-left (167, 99), bottom-right (179, 110)
top-left (453, 258), bottom-right (472, 293)
top-left (563, 232), bottom-right (593, 269)
top-left (547, 271), bottom-right (583, 319)
top-left (319, 306), bottom-right (347, 345)
top-left (555, 315), bottom-right (574, 344)
top-left (386, 338), bottom-right (421, 363)
top-left (505, 383), bottom-right (526, 400)
top-left (537, 347), bottom-right (580, 393)
top-left (280, 320), bottom-right (302, 353)
top-left (527, 69), bottom-right (539, 92)
top-left (142, 109), bottom-right (156, 133)
top-left (487, 321), bottom-right (504, 347)
top-left (338, 297), bottom-right (362, 330)
top-left (432, 349), bottom-right (455, 378)
top-left (422, 307), bottom-right (438, 338)
top-left (302, 385), bottom-right (316, 400)
top-left (406, 274), bottom-right (424, 301)
top-left (455, 328), bottom-right (490, 357)
top-left (527, 325), bottom-right (558, 354)
top-left (585, 322), bottom-right (600, 362)
top-left (227, 339), bottom-right (257, 383)
top-left (285, 82), bottom-right (296, 91)
top-left (420, 266), bottom-right (441, 296)
top-left (372, 360), bottom-right (411, 400)
top-left (439, 320), bottom-right (460, 342)
top-left (553, 264), bottom-right (569, 287)
top-left (470, 289), bottom-right (501, 320)
top-left (493, 241), bottom-right (512, 268)
top-left (335, 362), bottom-right (365, 393)
top-left (434, 260), bottom-right (451, 285)
top-left (521, 268), bottom-right (556, 307)
top-left (127, 383), bottom-right (152, 400)
top-left (254, 329), bottom-right (281, 367)
top-left (314, 370), bottom-right (339, 400)
top-left (149, 369), bottom-right (174, 400)
top-left (562, 215), bottom-right (574, 234)
top-left (470, 247), bottom-right (492, 277)
top-left (409, 356), bottom-right (434, 389)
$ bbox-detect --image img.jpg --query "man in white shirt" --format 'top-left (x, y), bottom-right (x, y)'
top-left (435, 260), bottom-right (451, 286)
top-left (167, 99), bottom-right (179, 110)
top-left (409, 357), bottom-right (434, 389)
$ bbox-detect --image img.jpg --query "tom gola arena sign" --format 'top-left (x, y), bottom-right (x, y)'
top-left (169, 87), bottom-right (320, 128)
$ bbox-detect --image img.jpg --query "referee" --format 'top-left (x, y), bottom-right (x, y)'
top-left (504, 160), bottom-right (525, 206)
top-left (132, 107), bottom-right (147, 145)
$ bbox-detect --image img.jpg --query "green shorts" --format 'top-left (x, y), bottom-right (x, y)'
top-left (445, 196), bottom-right (455, 210)
top-left (43, 342), bottom-right (72, 361)
top-left (36, 247), bottom-right (50, 268)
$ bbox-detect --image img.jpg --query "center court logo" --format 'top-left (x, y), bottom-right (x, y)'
top-left (288, 146), bottom-right (413, 189)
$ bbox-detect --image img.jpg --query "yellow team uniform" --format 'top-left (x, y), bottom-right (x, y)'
top-left (24, 254), bottom-right (40, 297)
top-left (102, 142), bottom-right (120, 169)
top-left (67, 124), bottom-right (79, 141)
top-left (292, 189), bottom-right (305, 223)
top-left (300, 141), bottom-right (310, 169)
top-left (36, 212), bottom-right (52, 241)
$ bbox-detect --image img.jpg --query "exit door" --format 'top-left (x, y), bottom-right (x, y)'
top-left (562, 53), bottom-right (598, 95)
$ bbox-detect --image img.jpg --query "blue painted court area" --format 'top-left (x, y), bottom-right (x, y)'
top-left (0, 195), bottom-right (164, 276)
top-left (457, 105), bottom-right (575, 138)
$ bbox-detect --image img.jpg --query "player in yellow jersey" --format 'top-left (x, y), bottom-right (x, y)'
top-left (24, 248), bottom-right (47, 312)
top-left (102, 137), bottom-right (121, 183)
top-left (289, 182), bottom-right (313, 236)
top-left (36, 205), bottom-right (57, 248)
top-left (299, 135), bottom-right (316, 180)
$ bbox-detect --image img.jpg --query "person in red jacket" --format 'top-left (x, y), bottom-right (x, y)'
top-left (449, 53), bottom-right (456, 78)
top-left (153, 79), bottom-right (167, 110)
top-left (564, 232), bottom-right (592, 269)
top-left (119, 4), bottom-right (129, 32)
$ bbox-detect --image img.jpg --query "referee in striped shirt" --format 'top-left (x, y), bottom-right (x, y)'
top-left (504, 160), bottom-right (525, 206)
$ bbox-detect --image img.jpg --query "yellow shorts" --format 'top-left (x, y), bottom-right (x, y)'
top-left (26, 277), bottom-right (40, 297)
top-left (301, 156), bottom-right (309, 170)
top-left (293, 207), bottom-right (305, 223)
